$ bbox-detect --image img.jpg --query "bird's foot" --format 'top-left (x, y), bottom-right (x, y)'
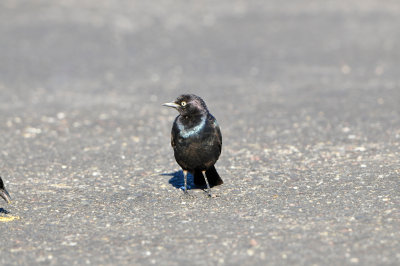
top-left (181, 190), bottom-right (194, 199)
top-left (204, 189), bottom-right (219, 198)
top-left (178, 185), bottom-right (194, 198)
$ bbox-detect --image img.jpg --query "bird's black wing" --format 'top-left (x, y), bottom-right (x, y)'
top-left (215, 122), bottom-right (222, 152)
top-left (209, 114), bottom-right (222, 153)
top-left (171, 116), bottom-right (179, 149)
top-left (171, 133), bottom-right (175, 148)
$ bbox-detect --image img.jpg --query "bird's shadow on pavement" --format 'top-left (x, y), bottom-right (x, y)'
top-left (162, 170), bottom-right (198, 191)
top-left (0, 208), bottom-right (10, 214)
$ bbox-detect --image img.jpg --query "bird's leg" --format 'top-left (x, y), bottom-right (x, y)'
top-left (202, 170), bottom-right (212, 197)
top-left (183, 170), bottom-right (188, 194)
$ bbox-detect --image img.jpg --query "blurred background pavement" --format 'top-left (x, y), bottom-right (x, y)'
top-left (0, 0), bottom-right (399, 265)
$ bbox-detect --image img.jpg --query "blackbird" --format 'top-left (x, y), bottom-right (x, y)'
top-left (0, 176), bottom-right (11, 203)
top-left (163, 94), bottom-right (223, 197)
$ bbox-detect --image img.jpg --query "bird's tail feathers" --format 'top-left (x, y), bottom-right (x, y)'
top-left (193, 166), bottom-right (223, 188)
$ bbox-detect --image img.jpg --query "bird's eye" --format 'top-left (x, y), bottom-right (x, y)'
top-left (181, 101), bottom-right (186, 107)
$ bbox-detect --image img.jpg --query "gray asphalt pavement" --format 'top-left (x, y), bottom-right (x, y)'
top-left (0, 0), bottom-right (399, 265)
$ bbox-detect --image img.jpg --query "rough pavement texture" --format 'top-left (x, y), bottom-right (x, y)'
top-left (0, 0), bottom-right (399, 265)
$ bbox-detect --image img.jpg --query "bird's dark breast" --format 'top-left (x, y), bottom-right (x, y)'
top-left (173, 120), bottom-right (221, 171)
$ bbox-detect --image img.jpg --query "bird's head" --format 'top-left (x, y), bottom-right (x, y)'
top-left (163, 94), bottom-right (208, 117)
top-left (0, 177), bottom-right (11, 204)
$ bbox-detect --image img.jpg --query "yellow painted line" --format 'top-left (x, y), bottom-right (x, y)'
top-left (0, 216), bottom-right (20, 222)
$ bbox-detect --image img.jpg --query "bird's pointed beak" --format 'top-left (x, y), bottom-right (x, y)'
top-left (162, 102), bottom-right (180, 109)
top-left (0, 188), bottom-right (11, 204)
